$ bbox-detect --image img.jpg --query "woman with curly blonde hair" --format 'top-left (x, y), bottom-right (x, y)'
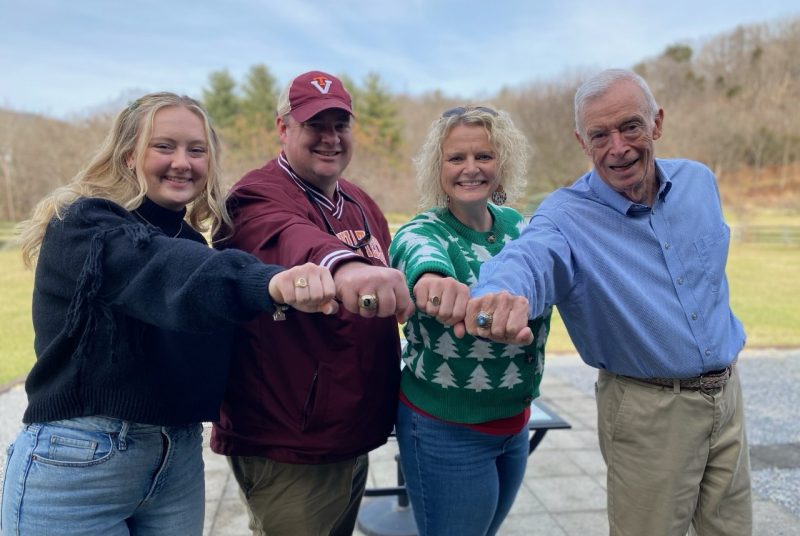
top-left (2, 92), bottom-right (337, 535)
top-left (389, 106), bottom-right (552, 536)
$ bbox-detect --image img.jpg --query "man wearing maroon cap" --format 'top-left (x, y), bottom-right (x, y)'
top-left (211, 71), bottom-right (414, 535)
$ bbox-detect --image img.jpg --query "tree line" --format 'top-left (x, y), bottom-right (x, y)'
top-left (1, 16), bottom-right (798, 223)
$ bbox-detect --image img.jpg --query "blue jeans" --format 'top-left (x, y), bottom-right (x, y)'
top-left (396, 402), bottom-right (529, 536)
top-left (1, 416), bottom-right (204, 536)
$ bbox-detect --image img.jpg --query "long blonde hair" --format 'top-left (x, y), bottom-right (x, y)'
top-left (18, 92), bottom-right (232, 268)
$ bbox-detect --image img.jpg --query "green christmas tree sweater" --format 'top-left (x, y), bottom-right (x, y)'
top-left (389, 205), bottom-right (552, 424)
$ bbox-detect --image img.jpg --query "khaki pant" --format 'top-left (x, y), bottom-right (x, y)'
top-left (596, 367), bottom-right (752, 536)
top-left (227, 454), bottom-right (368, 536)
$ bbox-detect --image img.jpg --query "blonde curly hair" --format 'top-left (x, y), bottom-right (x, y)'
top-left (18, 92), bottom-right (231, 268)
top-left (414, 106), bottom-right (530, 210)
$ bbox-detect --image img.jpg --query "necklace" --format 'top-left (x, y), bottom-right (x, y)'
top-left (133, 210), bottom-right (184, 238)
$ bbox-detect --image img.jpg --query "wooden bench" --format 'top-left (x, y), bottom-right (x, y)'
top-left (357, 399), bottom-right (571, 535)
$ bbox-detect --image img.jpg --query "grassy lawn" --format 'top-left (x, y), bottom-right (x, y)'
top-left (727, 243), bottom-right (800, 347)
top-left (0, 247), bottom-right (34, 387)
top-left (0, 240), bottom-right (798, 386)
top-left (533, 241), bottom-right (800, 353)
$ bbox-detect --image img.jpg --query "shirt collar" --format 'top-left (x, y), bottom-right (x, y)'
top-left (587, 159), bottom-right (673, 216)
top-left (278, 152), bottom-right (343, 216)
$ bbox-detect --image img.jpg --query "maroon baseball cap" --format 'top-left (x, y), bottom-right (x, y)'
top-left (285, 71), bottom-right (353, 122)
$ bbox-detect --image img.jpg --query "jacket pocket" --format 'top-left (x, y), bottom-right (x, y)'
top-left (301, 367), bottom-right (319, 432)
top-left (300, 364), bottom-right (330, 432)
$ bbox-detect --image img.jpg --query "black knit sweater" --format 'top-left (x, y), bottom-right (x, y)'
top-left (23, 196), bottom-right (283, 425)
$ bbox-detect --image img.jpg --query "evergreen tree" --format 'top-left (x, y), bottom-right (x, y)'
top-left (499, 362), bottom-right (523, 389)
top-left (467, 338), bottom-right (493, 361)
top-left (403, 344), bottom-right (417, 370)
top-left (414, 353), bottom-right (426, 379)
top-left (466, 364), bottom-right (492, 392)
top-left (535, 351), bottom-right (545, 376)
top-left (241, 64), bottom-right (278, 131)
top-left (202, 70), bottom-right (239, 129)
top-left (434, 331), bottom-right (459, 360)
top-left (501, 344), bottom-right (524, 359)
top-left (356, 72), bottom-right (402, 155)
top-left (432, 362), bottom-right (457, 389)
top-left (420, 324), bottom-right (431, 349)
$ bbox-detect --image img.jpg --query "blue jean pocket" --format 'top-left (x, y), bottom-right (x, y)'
top-left (33, 426), bottom-right (115, 467)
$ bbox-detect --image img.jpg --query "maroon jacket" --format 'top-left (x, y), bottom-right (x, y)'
top-left (211, 154), bottom-right (401, 463)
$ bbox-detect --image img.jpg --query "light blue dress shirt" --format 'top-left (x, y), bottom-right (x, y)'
top-left (473, 158), bottom-right (746, 378)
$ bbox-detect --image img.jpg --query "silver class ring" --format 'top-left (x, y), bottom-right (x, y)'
top-left (476, 311), bottom-right (493, 329)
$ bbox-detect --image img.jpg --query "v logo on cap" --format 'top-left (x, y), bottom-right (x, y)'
top-left (285, 70), bottom-right (353, 122)
top-left (310, 77), bottom-right (332, 94)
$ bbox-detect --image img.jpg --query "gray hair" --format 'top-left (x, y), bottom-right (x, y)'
top-left (415, 107), bottom-right (529, 210)
top-left (574, 69), bottom-right (659, 137)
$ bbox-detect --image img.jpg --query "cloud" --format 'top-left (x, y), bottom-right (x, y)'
top-left (1, 0), bottom-right (797, 117)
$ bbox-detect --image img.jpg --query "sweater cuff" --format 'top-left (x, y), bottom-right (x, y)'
top-left (238, 263), bottom-right (286, 314)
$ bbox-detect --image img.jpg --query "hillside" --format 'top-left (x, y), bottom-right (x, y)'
top-left (1, 17), bottom-right (798, 220)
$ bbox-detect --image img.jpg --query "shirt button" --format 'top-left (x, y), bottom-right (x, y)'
top-left (523, 395), bottom-right (533, 405)
top-left (677, 277), bottom-right (684, 285)
top-left (691, 312), bottom-right (698, 320)
top-left (487, 233), bottom-right (496, 244)
top-left (705, 348), bottom-right (712, 356)
top-left (664, 243), bottom-right (670, 249)
top-left (525, 353), bottom-right (535, 363)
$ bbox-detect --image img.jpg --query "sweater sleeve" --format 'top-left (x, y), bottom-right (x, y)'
top-left (53, 198), bottom-right (283, 334)
top-left (389, 213), bottom-right (457, 295)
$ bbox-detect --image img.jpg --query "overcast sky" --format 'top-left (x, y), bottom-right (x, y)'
top-left (2, 0), bottom-right (798, 119)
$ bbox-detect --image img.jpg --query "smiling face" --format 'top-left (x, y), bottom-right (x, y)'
top-left (135, 106), bottom-right (209, 211)
top-left (278, 108), bottom-right (353, 197)
top-left (576, 79), bottom-right (663, 204)
top-left (439, 123), bottom-right (499, 223)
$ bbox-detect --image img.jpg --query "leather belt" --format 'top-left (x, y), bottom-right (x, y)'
top-left (629, 362), bottom-right (735, 392)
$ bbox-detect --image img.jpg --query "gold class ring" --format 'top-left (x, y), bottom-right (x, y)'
top-left (476, 311), bottom-right (493, 328)
top-left (429, 295), bottom-right (441, 307)
top-left (358, 294), bottom-right (379, 311)
top-left (294, 277), bottom-right (308, 288)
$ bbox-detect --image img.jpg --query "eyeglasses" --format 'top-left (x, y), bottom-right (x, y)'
top-left (442, 106), bottom-right (498, 118)
top-left (305, 189), bottom-right (373, 251)
top-left (585, 121), bottom-right (647, 150)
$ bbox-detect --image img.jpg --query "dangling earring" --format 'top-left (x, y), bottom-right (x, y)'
top-left (491, 184), bottom-right (507, 206)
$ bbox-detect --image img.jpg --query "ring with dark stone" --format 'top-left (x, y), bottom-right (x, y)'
top-left (476, 311), bottom-right (493, 329)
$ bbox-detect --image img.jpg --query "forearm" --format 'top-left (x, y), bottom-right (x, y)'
top-left (472, 223), bottom-right (572, 320)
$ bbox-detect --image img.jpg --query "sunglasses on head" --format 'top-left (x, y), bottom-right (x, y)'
top-left (441, 106), bottom-right (498, 118)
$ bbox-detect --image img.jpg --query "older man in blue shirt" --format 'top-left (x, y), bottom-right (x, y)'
top-left (467, 69), bottom-right (751, 536)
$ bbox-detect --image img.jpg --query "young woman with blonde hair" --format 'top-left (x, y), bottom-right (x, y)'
top-left (1, 92), bottom-right (336, 535)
